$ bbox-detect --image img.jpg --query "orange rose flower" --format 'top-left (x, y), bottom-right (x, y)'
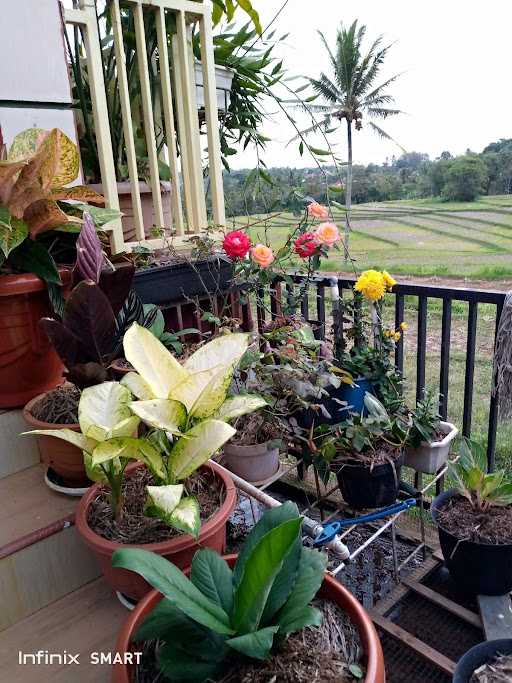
top-left (314, 222), bottom-right (340, 247)
top-left (307, 202), bottom-right (329, 220)
top-left (251, 244), bottom-right (274, 268)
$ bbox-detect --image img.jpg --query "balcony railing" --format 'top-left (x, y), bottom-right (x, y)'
top-left (249, 274), bottom-right (505, 472)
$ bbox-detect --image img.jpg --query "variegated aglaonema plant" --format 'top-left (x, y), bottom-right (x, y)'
top-left (24, 324), bottom-right (265, 536)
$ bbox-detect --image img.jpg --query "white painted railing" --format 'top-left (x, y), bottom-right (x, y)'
top-left (64, 0), bottom-right (225, 254)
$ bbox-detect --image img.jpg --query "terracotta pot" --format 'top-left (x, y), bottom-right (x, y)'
top-left (112, 555), bottom-right (385, 683)
top-left (0, 270), bottom-right (71, 408)
top-left (75, 461), bottom-right (237, 601)
top-left (22, 390), bottom-right (89, 487)
top-left (109, 358), bottom-right (134, 379)
top-left (223, 441), bottom-right (280, 483)
top-left (88, 181), bottom-right (171, 243)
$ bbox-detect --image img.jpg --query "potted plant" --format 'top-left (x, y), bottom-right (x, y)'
top-left (24, 325), bottom-right (265, 599)
top-left (0, 127), bottom-right (114, 407)
top-left (111, 502), bottom-right (385, 682)
top-left (22, 215), bottom-right (149, 490)
top-left (453, 639), bottom-right (512, 682)
top-left (432, 439), bottom-right (512, 595)
top-left (223, 412), bottom-right (282, 484)
top-left (315, 393), bottom-right (410, 509)
top-left (404, 390), bottom-right (458, 474)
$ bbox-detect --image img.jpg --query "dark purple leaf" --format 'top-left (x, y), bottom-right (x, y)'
top-left (63, 282), bottom-right (116, 363)
top-left (39, 318), bottom-right (81, 368)
top-left (65, 362), bottom-right (109, 389)
top-left (98, 261), bottom-right (135, 315)
top-left (74, 212), bottom-right (104, 284)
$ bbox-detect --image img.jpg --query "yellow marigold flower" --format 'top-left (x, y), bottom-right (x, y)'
top-left (393, 332), bottom-right (401, 342)
top-left (400, 322), bottom-right (408, 331)
top-left (384, 329), bottom-right (392, 338)
top-left (382, 270), bottom-right (397, 290)
top-left (354, 270), bottom-right (386, 301)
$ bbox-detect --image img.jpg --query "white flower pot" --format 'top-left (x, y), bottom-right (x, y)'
top-left (404, 421), bottom-right (458, 474)
top-left (223, 441), bottom-right (279, 483)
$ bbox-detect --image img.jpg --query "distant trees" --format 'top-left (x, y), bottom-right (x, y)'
top-left (221, 138), bottom-right (512, 217)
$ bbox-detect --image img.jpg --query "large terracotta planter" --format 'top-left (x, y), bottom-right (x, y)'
top-left (75, 461), bottom-right (237, 601)
top-left (0, 270), bottom-right (71, 408)
top-left (112, 554), bottom-right (385, 683)
top-left (23, 391), bottom-right (88, 487)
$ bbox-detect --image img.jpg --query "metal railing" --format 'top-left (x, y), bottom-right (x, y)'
top-left (250, 275), bottom-right (506, 471)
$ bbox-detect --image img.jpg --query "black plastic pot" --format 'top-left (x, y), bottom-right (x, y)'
top-left (133, 258), bottom-right (233, 305)
top-left (432, 489), bottom-right (512, 596)
top-left (336, 453), bottom-right (403, 509)
top-left (453, 639), bottom-right (512, 682)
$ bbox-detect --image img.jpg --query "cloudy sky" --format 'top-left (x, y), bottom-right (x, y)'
top-left (229, 0), bottom-right (512, 169)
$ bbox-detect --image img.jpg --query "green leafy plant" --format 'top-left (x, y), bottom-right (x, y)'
top-left (0, 127), bottom-right (114, 282)
top-left (315, 393), bottom-right (409, 467)
top-left (448, 439), bottom-right (512, 512)
top-left (112, 501), bottom-right (327, 681)
top-left (142, 304), bottom-right (198, 355)
top-left (408, 389), bottom-right (441, 448)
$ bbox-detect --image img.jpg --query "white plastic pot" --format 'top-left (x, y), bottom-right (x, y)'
top-left (404, 421), bottom-right (458, 474)
top-left (223, 441), bottom-right (279, 483)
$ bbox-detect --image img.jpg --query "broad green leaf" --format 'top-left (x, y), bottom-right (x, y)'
top-left (8, 238), bottom-right (60, 284)
top-left (275, 548), bottom-right (326, 633)
top-left (0, 206), bottom-right (11, 230)
top-left (233, 502), bottom-right (301, 589)
top-left (78, 381), bottom-right (132, 439)
top-left (481, 471), bottom-right (505, 498)
top-left (0, 217), bottom-right (28, 257)
top-left (21, 428), bottom-right (96, 453)
top-left (83, 451), bottom-right (109, 483)
top-left (136, 597), bottom-right (204, 642)
top-left (145, 484), bottom-right (183, 519)
top-left (278, 605), bottom-right (322, 636)
top-left (169, 420), bottom-right (236, 481)
top-left (226, 625), bottom-right (278, 660)
top-left (191, 548), bottom-right (234, 614)
top-left (120, 372), bottom-right (154, 400)
top-left (124, 323), bottom-right (188, 399)
top-left (158, 642), bottom-right (222, 682)
top-left (112, 548), bottom-right (234, 635)
top-left (232, 517), bottom-right (303, 633)
top-left (169, 496), bottom-right (200, 538)
top-left (129, 398), bottom-right (186, 433)
top-left (212, 394), bottom-right (267, 422)
top-left (489, 482), bottom-right (512, 506)
top-left (184, 333), bottom-right (250, 375)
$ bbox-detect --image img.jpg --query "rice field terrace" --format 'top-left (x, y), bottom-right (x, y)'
top-left (229, 194), bottom-right (512, 282)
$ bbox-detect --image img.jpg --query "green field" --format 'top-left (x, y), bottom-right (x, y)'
top-left (230, 195), bottom-right (512, 280)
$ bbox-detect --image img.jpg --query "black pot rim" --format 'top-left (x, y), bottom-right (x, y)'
top-left (432, 488), bottom-right (512, 550)
top-left (134, 256), bottom-right (231, 276)
top-left (333, 450), bottom-right (403, 473)
top-left (453, 638), bottom-right (512, 683)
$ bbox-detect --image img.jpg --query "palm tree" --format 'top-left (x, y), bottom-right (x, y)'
top-left (300, 21), bottom-right (403, 255)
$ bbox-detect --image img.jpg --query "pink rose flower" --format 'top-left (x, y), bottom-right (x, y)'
top-left (314, 222), bottom-right (340, 247)
top-left (307, 202), bottom-right (329, 220)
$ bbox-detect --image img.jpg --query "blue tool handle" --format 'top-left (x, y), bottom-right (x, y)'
top-left (312, 498), bottom-right (417, 547)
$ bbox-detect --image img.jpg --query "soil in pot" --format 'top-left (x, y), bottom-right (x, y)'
top-left (133, 599), bottom-right (364, 683)
top-left (471, 652), bottom-right (512, 682)
top-left (23, 384), bottom-right (91, 487)
top-left (335, 448), bottom-right (403, 510)
top-left (87, 467), bottom-right (223, 544)
top-left (433, 490), bottom-right (512, 595)
top-left (436, 496), bottom-right (512, 545)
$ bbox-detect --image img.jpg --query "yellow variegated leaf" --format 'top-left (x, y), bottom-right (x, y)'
top-left (213, 395), bottom-right (267, 422)
top-left (169, 496), bottom-right (200, 537)
top-left (169, 420), bottom-right (236, 481)
top-left (145, 484), bottom-right (184, 518)
top-left (124, 323), bottom-right (188, 399)
top-left (91, 437), bottom-right (166, 480)
top-left (78, 382), bottom-right (132, 440)
top-left (184, 333), bottom-right (250, 374)
top-left (0, 217), bottom-right (28, 257)
top-left (189, 366), bottom-right (236, 419)
top-left (120, 372), bottom-right (155, 400)
top-left (107, 415), bottom-right (140, 439)
top-left (21, 428), bottom-right (96, 453)
top-left (7, 128), bottom-right (48, 161)
top-left (128, 399), bottom-right (186, 434)
top-left (172, 366), bottom-right (221, 413)
top-left (50, 129), bottom-right (80, 187)
top-left (49, 185), bottom-right (104, 205)
top-left (84, 451), bottom-right (110, 483)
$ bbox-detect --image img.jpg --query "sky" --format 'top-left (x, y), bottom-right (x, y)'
top-left (228, 0), bottom-right (512, 169)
